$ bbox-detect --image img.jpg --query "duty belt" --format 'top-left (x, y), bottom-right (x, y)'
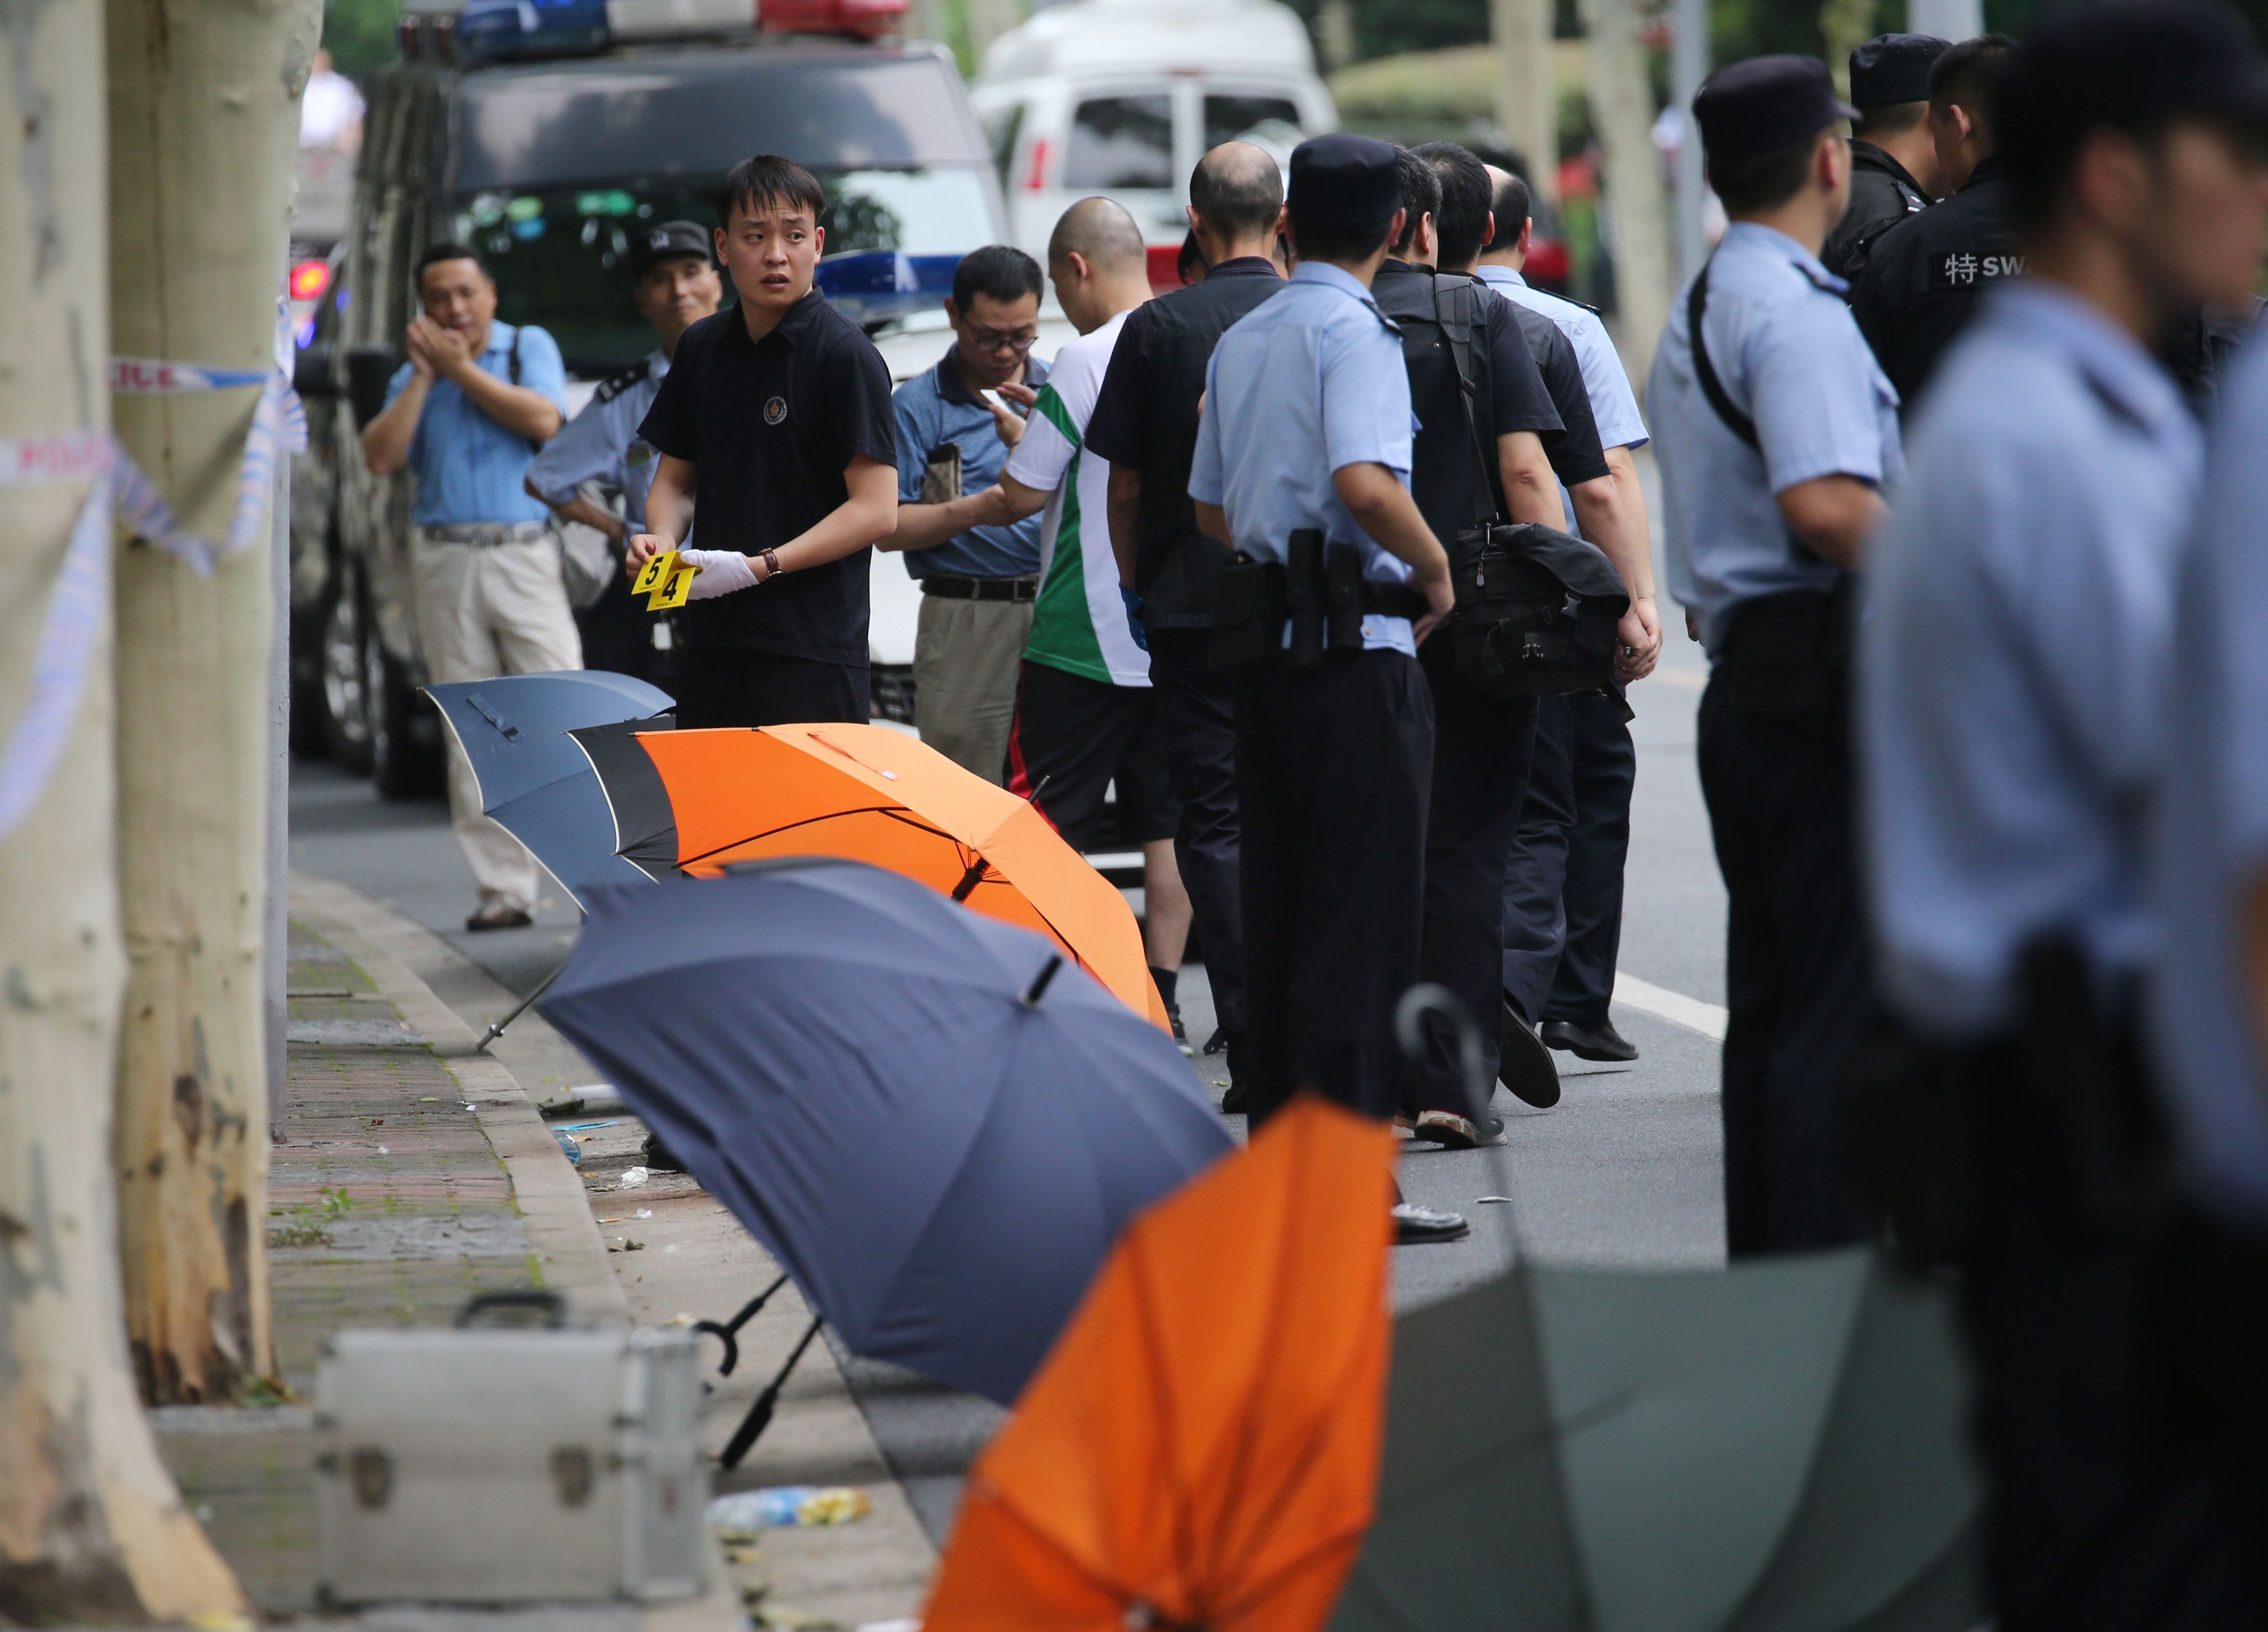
top-left (420, 521), bottom-right (554, 547)
top-left (920, 573), bottom-right (1039, 603)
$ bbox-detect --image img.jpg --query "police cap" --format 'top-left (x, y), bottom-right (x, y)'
top-left (1850, 33), bottom-right (1950, 108)
top-left (631, 220), bottom-right (714, 276)
top-left (2000, 0), bottom-right (2268, 203)
top-left (1694, 56), bottom-right (1861, 169)
top-left (1287, 133), bottom-right (1403, 239)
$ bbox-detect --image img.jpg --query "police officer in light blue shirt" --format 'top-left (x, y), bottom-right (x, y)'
top-left (527, 220), bottom-right (724, 683)
top-left (1649, 57), bottom-right (1898, 1258)
top-left (1188, 132), bottom-right (1463, 1245)
top-left (1864, 4), bottom-right (2268, 1621)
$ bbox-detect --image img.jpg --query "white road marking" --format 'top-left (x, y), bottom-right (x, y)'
top-left (1614, 972), bottom-right (1728, 1041)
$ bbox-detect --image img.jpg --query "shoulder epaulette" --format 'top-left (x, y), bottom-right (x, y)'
top-left (592, 362), bottom-right (651, 406)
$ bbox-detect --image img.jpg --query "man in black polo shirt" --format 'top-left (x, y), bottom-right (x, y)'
top-left (629, 155), bottom-right (899, 727)
top-left (1373, 147), bottom-right (1581, 1142)
top-left (1083, 141), bottom-right (1288, 1102)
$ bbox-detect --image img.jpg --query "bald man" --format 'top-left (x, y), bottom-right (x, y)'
top-left (915, 199), bottom-right (1196, 1037)
top-left (1086, 142), bottom-right (1291, 1104)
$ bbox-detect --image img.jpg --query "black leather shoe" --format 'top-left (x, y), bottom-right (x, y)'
top-left (1392, 1202), bottom-right (1470, 1245)
top-left (1218, 1077), bottom-right (1250, 1117)
top-left (1541, 1018), bottom-right (1640, 1063)
top-left (641, 1131), bottom-right (687, 1174)
top-left (1499, 1001), bottom-right (1562, 1108)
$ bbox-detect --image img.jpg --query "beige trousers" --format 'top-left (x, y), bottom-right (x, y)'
top-left (913, 589), bottom-right (1036, 785)
top-left (410, 532), bottom-right (583, 911)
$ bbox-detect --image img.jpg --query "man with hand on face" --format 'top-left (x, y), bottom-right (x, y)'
top-left (916, 200), bottom-right (1199, 1044)
top-left (881, 245), bottom-right (1051, 784)
top-left (627, 155), bottom-right (898, 728)
top-left (1865, 4), bottom-right (2268, 1620)
top-left (1189, 134), bottom-right (1466, 1246)
top-left (361, 242), bottom-right (574, 932)
top-left (526, 220), bottom-right (724, 683)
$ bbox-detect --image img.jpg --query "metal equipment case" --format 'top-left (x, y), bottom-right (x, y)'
top-left (314, 1317), bottom-right (706, 1606)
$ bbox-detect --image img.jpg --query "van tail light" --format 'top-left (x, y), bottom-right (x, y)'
top-left (1146, 243), bottom-right (1183, 294)
top-left (757, 0), bottom-right (904, 37)
top-left (1023, 137), bottom-right (1049, 192)
top-left (289, 259), bottom-right (332, 302)
top-left (1523, 235), bottom-right (1572, 288)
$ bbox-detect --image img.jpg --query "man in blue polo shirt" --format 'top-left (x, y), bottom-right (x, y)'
top-left (362, 241), bottom-right (576, 931)
top-left (882, 244), bottom-right (1050, 783)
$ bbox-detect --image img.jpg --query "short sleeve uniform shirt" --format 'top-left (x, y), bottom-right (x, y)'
top-left (384, 321), bottom-right (566, 527)
top-left (1476, 264), bottom-right (1649, 452)
top-left (1084, 257), bottom-right (1288, 628)
top-left (526, 349), bottom-right (669, 531)
top-left (1188, 261), bottom-right (1422, 656)
top-left (1648, 223), bottom-right (1903, 656)
top-left (639, 292), bottom-right (896, 666)
top-left (1007, 309), bottom-right (1147, 687)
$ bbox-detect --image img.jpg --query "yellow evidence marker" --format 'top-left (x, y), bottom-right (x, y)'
top-left (630, 549), bottom-right (678, 598)
top-left (651, 562), bottom-right (699, 609)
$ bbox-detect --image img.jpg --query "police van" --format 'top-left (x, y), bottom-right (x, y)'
top-left (289, 0), bottom-right (1010, 792)
top-left (973, 0), bottom-right (1335, 285)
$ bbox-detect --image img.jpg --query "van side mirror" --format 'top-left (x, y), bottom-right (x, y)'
top-left (294, 343), bottom-right (339, 401)
top-left (345, 346), bottom-right (398, 430)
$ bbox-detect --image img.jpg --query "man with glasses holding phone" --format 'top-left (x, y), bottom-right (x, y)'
top-left (884, 245), bottom-right (1052, 783)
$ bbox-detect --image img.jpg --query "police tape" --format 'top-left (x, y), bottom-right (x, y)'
top-left (0, 314), bottom-right (308, 842)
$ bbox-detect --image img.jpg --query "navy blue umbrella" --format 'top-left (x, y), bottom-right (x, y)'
top-left (427, 671), bottom-right (675, 908)
top-left (540, 860), bottom-right (1232, 1407)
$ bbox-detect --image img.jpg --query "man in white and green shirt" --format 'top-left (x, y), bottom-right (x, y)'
top-left (918, 198), bottom-right (1196, 1039)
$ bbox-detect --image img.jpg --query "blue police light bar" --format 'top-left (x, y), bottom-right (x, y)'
top-left (813, 250), bottom-right (960, 324)
top-left (457, 0), bottom-right (611, 60)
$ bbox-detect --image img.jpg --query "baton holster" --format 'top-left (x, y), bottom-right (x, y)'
top-left (1209, 554), bottom-right (1289, 671)
top-left (1209, 528), bottom-right (1428, 672)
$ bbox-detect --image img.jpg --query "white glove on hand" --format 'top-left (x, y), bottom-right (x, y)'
top-left (680, 548), bottom-right (759, 601)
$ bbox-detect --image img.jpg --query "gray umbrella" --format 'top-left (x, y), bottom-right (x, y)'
top-left (1334, 992), bottom-right (1984, 1632)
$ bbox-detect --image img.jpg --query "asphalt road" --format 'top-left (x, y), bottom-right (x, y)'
top-left (286, 542), bottom-right (1731, 1547)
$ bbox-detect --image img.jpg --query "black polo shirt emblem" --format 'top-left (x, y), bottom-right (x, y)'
top-left (763, 395), bottom-right (787, 426)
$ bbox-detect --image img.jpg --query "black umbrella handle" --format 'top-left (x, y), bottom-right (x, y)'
top-left (1394, 983), bottom-right (1524, 1265)
top-left (718, 1314), bottom-right (825, 1470)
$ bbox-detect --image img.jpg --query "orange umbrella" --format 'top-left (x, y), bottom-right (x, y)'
top-left (630, 724), bottom-right (1169, 1030)
top-left (924, 1096), bottom-right (1396, 1632)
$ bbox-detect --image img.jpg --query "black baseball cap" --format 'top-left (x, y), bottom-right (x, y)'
top-left (1286, 133), bottom-right (1403, 238)
top-left (1694, 56), bottom-right (1860, 168)
top-left (631, 220), bottom-right (714, 275)
top-left (1850, 33), bottom-right (1950, 108)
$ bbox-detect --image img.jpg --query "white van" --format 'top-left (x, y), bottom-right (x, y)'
top-left (972, 0), bottom-right (1337, 273)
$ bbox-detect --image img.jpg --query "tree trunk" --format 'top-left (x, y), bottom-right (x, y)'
top-left (0, 0), bottom-right (248, 1618)
top-left (108, 0), bottom-right (319, 1406)
top-left (1490, 0), bottom-right (1558, 205)
top-left (1819, 0), bottom-right (1878, 100)
top-left (1579, 0), bottom-right (1673, 389)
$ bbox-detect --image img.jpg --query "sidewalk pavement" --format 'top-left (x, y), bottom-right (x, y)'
top-left (149, 871), bottom-right (935, 1630)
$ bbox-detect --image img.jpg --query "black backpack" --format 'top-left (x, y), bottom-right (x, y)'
top-left (1432, 275), bottom-right (1628, 699)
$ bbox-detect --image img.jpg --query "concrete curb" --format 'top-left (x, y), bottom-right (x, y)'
top-left (288, 871), bottom-right (630, 1329)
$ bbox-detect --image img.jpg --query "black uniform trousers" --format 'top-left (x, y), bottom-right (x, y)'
top-left (1962, 1097), bottom-right (2262, 1630)
top-left (1501, 690), bottom-right (1637, 1028)
top-left (1148, 631), bottom-right (1245, 1043)
top-left (675, 647), bottom-right (869, 729)
top-left (1695, 671), bottom-right (1871, 1255)
top-left (1236, 648), bottom-right (1432, 1126)
top-left (1409, 642), bottom-right (1537, 1115)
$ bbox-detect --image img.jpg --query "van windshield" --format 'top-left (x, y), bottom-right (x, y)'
top-left (458, 168), bottom-right (994, 375)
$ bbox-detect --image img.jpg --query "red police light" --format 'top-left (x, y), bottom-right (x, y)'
top-left (289, 259), bottom-right (331, 302)
top-left (758, 0), bottom-right (904, 38)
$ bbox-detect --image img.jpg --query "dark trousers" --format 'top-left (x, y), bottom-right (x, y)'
top-left (573, 568), bottom-right (665, 688)
top-left (1236, 650), bottom-right (1432, 1125)
top-left (1500, 690), bottom-right (1636, 1027)
top-left (1410, 645), bottom-right (1537, 1115)
top-left (675, 647), bottom-right (869, 730)
top-left (1964, 1129), bottom-right (2262, 1629)
top-left (1148, 633), bottom-right (1245, 1041)
top-left (1696, 672), bottom-right (1871, 1256)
